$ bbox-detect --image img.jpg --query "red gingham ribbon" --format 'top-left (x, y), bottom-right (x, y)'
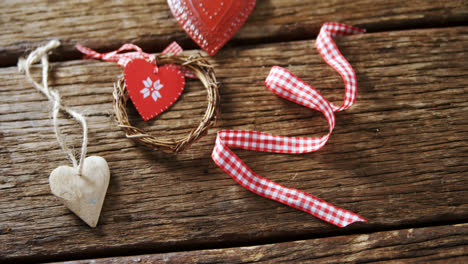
top-left (212, 23), bottom-right (367, 227)
top-left (76, 41), bottom-right (197, 78)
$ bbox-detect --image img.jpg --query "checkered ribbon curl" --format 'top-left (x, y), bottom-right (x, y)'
top-left (212, 23), bottom-right (367, 227)
top-left (76, 41), bottom-right (197, 78)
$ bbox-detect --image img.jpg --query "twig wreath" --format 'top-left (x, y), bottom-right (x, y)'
top-left (76, 42), bottom-right (220, 153)
top-left (113, 54), bottom-right (219, 153)
top-left (113, 54), bottom-right (220, 153)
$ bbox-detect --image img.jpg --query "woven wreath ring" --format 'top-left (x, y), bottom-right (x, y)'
top-left (113, 54), bottom-right (220, 153)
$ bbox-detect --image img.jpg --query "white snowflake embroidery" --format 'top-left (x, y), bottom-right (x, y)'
top-left (140, 77), bottom-right (163, 102)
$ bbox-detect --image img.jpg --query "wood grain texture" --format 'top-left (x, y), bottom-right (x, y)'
top-left (1, 0), bottom-right (467, 66)
top-left (54, 224), bottom-right (468, 263)
top-left (1, 27), bottom-right (467, 261)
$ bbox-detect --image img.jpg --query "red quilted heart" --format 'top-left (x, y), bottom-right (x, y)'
top-left (124, 59), bottom-right (185, 121)
top-left (168, 0), bottom-right (256, 56)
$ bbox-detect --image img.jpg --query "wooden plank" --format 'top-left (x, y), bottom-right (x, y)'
top-left (1, 0), bottom-right (467, 66)
top-left (54, 224), bottom-right (468, 263)
top-left (1, 27), bottom-right (467, 261)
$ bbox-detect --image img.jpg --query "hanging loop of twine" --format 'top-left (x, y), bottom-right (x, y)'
top-left (18, 40), bottom-right (88, 175)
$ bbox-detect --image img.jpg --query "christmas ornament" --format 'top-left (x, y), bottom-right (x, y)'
top-left (212, 23), bottom-right (367, 227)
top-left (76, 43), bottom-right (186, 121)
top-left (18, 40), bottom-right (110, 227)
top-left (124, 61), bottom-right (185, 121)
top-left (168, 0), bottom-right (256, 55)
top-left (77, 42), bottom-right (220, 153)
top-left (49, 156), bottom-right (110, 227)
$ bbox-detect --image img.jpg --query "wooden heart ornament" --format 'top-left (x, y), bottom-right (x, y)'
top-left (124, 59), bottom-right (185, 121)
top-left (49, 156), bottom-right (110, 227)
top-left (168, 0), bottom-right (256, 55)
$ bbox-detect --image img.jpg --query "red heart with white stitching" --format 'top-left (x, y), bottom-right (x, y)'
top-left (124, 59), bottom-right (185, 121)
top-left (168, 0), bottom-right (256, 56)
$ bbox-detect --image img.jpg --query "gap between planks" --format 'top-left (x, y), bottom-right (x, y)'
top-left (45, 222), bottom-right (468, 263)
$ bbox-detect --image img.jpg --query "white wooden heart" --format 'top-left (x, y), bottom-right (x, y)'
top-left (49, 156), bottom-right (110, 227)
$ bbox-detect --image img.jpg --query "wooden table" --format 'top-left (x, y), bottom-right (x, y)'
top-left (1, 1), bottom-right (467, 263)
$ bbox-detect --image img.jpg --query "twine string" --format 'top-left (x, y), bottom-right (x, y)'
top-left (18, 40), bottom-right (88, 175)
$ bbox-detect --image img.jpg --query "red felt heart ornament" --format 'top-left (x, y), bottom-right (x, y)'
top-left (124, 59), bottom-right (185, 121)
top-left (168, 0), bottom-right (256, 56)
